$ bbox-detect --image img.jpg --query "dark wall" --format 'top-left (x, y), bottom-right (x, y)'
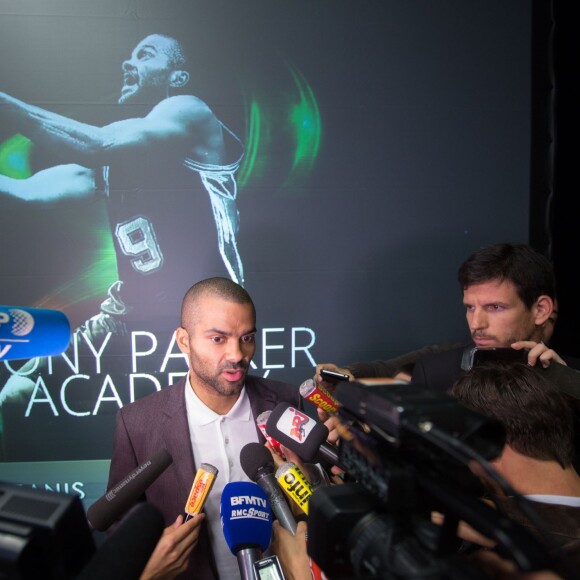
top-left (550, 1), bottom-right (580, 357)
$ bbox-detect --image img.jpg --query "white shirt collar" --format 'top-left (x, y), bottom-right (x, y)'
top-left (184, 371), bottom-right (252, 424)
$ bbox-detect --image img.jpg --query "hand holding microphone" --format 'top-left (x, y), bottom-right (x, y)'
top-left (139, 512), bottom-right (205, 580)
top-left (184, 462), bottom-right (218, 520)
top-left (256, 410), bottom-right (286, 459)
top-left (131, 461), bottom-right (217, 580)
top-left (300, 378), bottom-right (344, 447)
top-left (299, 379), bottom-right (341, 416)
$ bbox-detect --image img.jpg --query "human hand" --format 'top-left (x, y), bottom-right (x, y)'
top-left (271, 520), bottom-right (311, 580)
top-left (313, 363), bottom-right (354, 392)
top-left (316, 407), bottom-right (341, 446)
top-left (0, 373), bottom-right (36, 407)
top-left (511, 341), bottom-right (567, 368)
top-left (470, 550), bottom-right (563, 579)
top-left (431, 508), bottom-right (496, 548)
top-left (139, 513), bottom-right (205, 580)
top-left (265, 440), bottom-right (287, 470)
top-left (314, 408), bottom-right (346, 479)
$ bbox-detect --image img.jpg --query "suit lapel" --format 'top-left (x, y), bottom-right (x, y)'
top-left (161, 379), bottom-right (197, 505)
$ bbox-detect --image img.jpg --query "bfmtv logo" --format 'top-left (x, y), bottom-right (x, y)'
top-left (0, 308), bottom-right (35, 337)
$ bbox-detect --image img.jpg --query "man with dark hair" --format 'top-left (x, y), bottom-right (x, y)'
top-left (315, 243), bottom-right (568, 390)
top-left (450, 361), bottom-right (580, 574)
top-left (107, 277), bottom-right (300, 579)
top-left (409, 243), bottom-right (566, 392)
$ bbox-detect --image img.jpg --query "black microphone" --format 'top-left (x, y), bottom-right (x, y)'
top-left (77, 503), bottom-right (164, 580)
top-left (87, 448), bottom-right (173, 531)
top-left (240, 442), bottom-right (297, 535)
top-left (265, 403), bottom-right (346, 471)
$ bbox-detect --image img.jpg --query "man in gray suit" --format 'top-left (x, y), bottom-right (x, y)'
top-left (107, 277), bottom-right (300, 579)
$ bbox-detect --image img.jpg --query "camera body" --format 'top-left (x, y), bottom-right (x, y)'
top-left (307, 381), bottom-right (553, 579)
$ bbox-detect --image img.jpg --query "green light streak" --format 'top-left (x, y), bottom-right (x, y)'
top-left (0, 134), bottom-right (32, 178)
top-left (237, 101), bottom-right (263, 188)
top-left (287, 64), bottom-right (321, 178)
top-left (36, 224), bottom-right (117, 311)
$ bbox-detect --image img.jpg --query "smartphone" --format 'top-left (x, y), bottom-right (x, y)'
top-left (254, 555), bottom-right (285, 580)
top-left (320, 369), bottom-right (350, 384)
top-left (462, 346), bottom-right (528, 371)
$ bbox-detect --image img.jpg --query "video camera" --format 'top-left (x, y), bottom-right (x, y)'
top-left (307, 380), bottom-right (555, 579)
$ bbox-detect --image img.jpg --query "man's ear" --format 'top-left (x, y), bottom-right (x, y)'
top-left (175, 326), bottom-right (190, 355)
top-left (169, 70), bottom-right (189, 88)
top-left (534, 295), bottom-right (554, 326)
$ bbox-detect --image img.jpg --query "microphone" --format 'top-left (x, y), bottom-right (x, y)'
top-left (256, 410), bottom-right (285, 457)
top-left (265, 403), bottom-right (346, 471)
top-left (299, 379), bottom-right (340, 415)
top-left (184, 462), bottom-right (218, 518)
top-left (77, 503), bottom-right (165, 580)
top-left (240, 442), bottom-right (297, 535)
top-left (0, 305), bottom-right (70, 361)
top-left (275, 461), bottom-right (313, 515)
top-left (87, 448), bottom-right (173, 531)
top-left (302, 462), bottom-right (332, 490)
top-left (220, 481), bottom-right (272, 580)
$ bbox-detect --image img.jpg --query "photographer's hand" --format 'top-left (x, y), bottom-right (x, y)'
top-left (511, 341), bottom-right (567, 369)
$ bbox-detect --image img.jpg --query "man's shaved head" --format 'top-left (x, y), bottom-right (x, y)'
top-left (181, 277), bottom-right (255, 329)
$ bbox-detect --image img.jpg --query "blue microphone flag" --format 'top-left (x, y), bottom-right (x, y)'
top-left (220, 481), bottom-right (272, 554)
top-left (0, 305), bottom-right (71, 361)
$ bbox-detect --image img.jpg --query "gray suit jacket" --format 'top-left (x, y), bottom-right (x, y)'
top-left (107, 375), bottom-right (300, 579)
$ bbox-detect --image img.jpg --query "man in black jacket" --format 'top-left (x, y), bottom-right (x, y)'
top-left (410, 243), bottom-right (569, 393)
top-left (315, 243), bottom-right (572, 392)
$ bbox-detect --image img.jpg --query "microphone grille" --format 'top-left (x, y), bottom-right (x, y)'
top-left (240, 442), bottom-right (273, 480)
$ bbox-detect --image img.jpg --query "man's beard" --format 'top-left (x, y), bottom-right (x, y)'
top-left (193, 361), bottom-right (249, 398)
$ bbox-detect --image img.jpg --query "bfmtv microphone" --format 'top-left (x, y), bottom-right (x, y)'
top-left (240, 442), bottom-right (297, 535)
top-left (87, 448), bottom-right (173, 531)
top-left (266, 403), bottom-right (346, 471)
top-left (0, 305), bottom-right (71, 361)
top-left (221, 481), bottom-right (272, 580)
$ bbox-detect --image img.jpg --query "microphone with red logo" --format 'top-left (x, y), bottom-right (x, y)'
top-left (0, 305), bottom-right (70, 361)
top-left (299, 379), bottom-right (340, 415)
top-left (256, 410), bottom-right (285, 458)
top-left (240, 442), bottom-right (297, 535)
top-left (265, 403), bottom-right (346, 471)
